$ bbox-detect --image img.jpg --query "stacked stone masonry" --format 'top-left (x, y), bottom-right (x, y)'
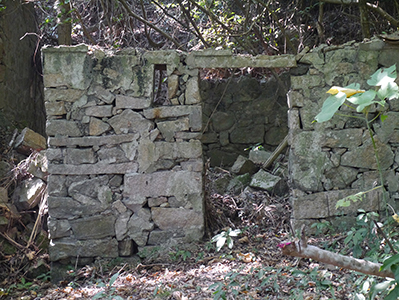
top-left (44, 40), bottom-right (399, 263)
top-left (289, 39), bottom-right (399, 229)
top-left (43, 45), bottom-right (296, 263)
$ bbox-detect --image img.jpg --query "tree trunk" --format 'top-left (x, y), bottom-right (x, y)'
top-left (359, 0), bottom-right (370, 39)
top-left (56, 0), bottom-right (72, 45)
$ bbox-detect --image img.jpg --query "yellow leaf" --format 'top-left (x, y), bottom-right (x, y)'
top-left (393, 214), bottom-right (399, 224)
top-left (326, 86), bottom-right (365, 98)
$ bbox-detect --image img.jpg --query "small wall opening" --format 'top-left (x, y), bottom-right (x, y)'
top-left (153, 64), bottom-right (169, 105)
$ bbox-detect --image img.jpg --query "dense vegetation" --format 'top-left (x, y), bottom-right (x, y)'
top-left (29, 0), bottom-right (399, 53)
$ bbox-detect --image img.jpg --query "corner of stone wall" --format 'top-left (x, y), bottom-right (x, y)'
top-left (43, 45), bottom-right (204, 273)
top-left (288, 38), bottom-right (399, 231)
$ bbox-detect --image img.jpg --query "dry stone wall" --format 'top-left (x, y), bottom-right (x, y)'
top-left (44, 40), bottom-right (399, 267)
top-left (43, 45), bottom-right (296, 266)
top-left (289, 39), bottom-right (399, 229)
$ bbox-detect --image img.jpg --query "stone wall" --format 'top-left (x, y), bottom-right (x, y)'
top-left (289, 39), bottom-right (399, 229)
top-left (43, 45), bottom-right (296, 265)
top-left (44, 39), bottom-right (399, 265)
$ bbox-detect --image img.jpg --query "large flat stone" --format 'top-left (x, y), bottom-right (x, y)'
top-left (47, 196), bottom-right (108, 218)
top-left (46, 120), bottom-right (82, 137)
top-left (115, 95), bottom-right (151, 109)
top-left (48, 133), bottom-right (139, 147)
top-left (151, 207), bottom-right (203, 231)
top-left (124, 170), bottom-right (202, 198)
top-left (70, 214), bottom-right (116, 240)
top-left (49, 238), bottom-right (118, 261)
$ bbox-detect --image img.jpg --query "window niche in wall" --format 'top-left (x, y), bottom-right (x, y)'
top-left (153, 64), bottom-right (169, 106)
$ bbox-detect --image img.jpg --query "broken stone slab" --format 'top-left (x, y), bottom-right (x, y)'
top-left (157, 118), bottom-right (190, 141)
top-left (127, 209), bottom-right (154, 246)
top-left (14, 128), bottom-right (47, 155)
top-left (89, 117), bottom-right (111, 136)
top-left (88, 85), bottom-right (115, 104)
top-left (12, 178), bottom-right (46, 210)
top-left (70, 214), bottom-right (116, 240)
top-left (49, 237), bottom-right (118, 261)
top-left (108, 109), bottom-right (153, 135)
top-left (249, 169), bottom-right (281, 192)
top-left (231, 155), bottom-right (258, 175)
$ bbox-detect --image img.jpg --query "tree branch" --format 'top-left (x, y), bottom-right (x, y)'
top-left (366, 2), bottom-right (399, 27)
top-left (320, 0), bottom-right (359, 4)
top-left (253, 0), bottom-right (297, 54)
top-left (280, 239), bottom-right (394, 279)
top-left (117, 0), bottom-right (182, 49)
top-left (176, 0), bottom-right (210, 48)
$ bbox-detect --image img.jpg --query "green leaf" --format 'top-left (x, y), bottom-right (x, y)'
top-left (367, 64), bottom-right (399, 100)
top-left (314, 92), bottom-right (347, 123)
top-left (370, 279), bottom-right (394, 300)
top-left (227, 237), bottom-right (234, 249)
top-left (378, 80), bottom-right (399, 101)
top-left (367, 64), bottom-right (397, 87)
top-left (385, 284), bottom-right (399, 300)
top-left (346, 90), bottom-right (378, 112)
top-left (228, 229), bottom-right (241, 237)
top-left (211, 232), bottom-right (225, 243)
top-left (380, 253), bottom-right (399, 271)
top-left (216, 236), bottom-right (226, 251)
top-left (92, 292), bottom-right (106, 299)
top-left (109, 272), bottom-right (119, 287)
top-left (381, 114), bottom-right (388, 122)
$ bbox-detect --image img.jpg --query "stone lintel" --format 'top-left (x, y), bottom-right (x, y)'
top-left (187, 53), bottom-right (296, 68)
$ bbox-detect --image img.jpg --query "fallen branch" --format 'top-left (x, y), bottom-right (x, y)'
top-left (279, 238), bottom-right (394, 279)
top-left (262, 135), bottom-right (288, 169)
